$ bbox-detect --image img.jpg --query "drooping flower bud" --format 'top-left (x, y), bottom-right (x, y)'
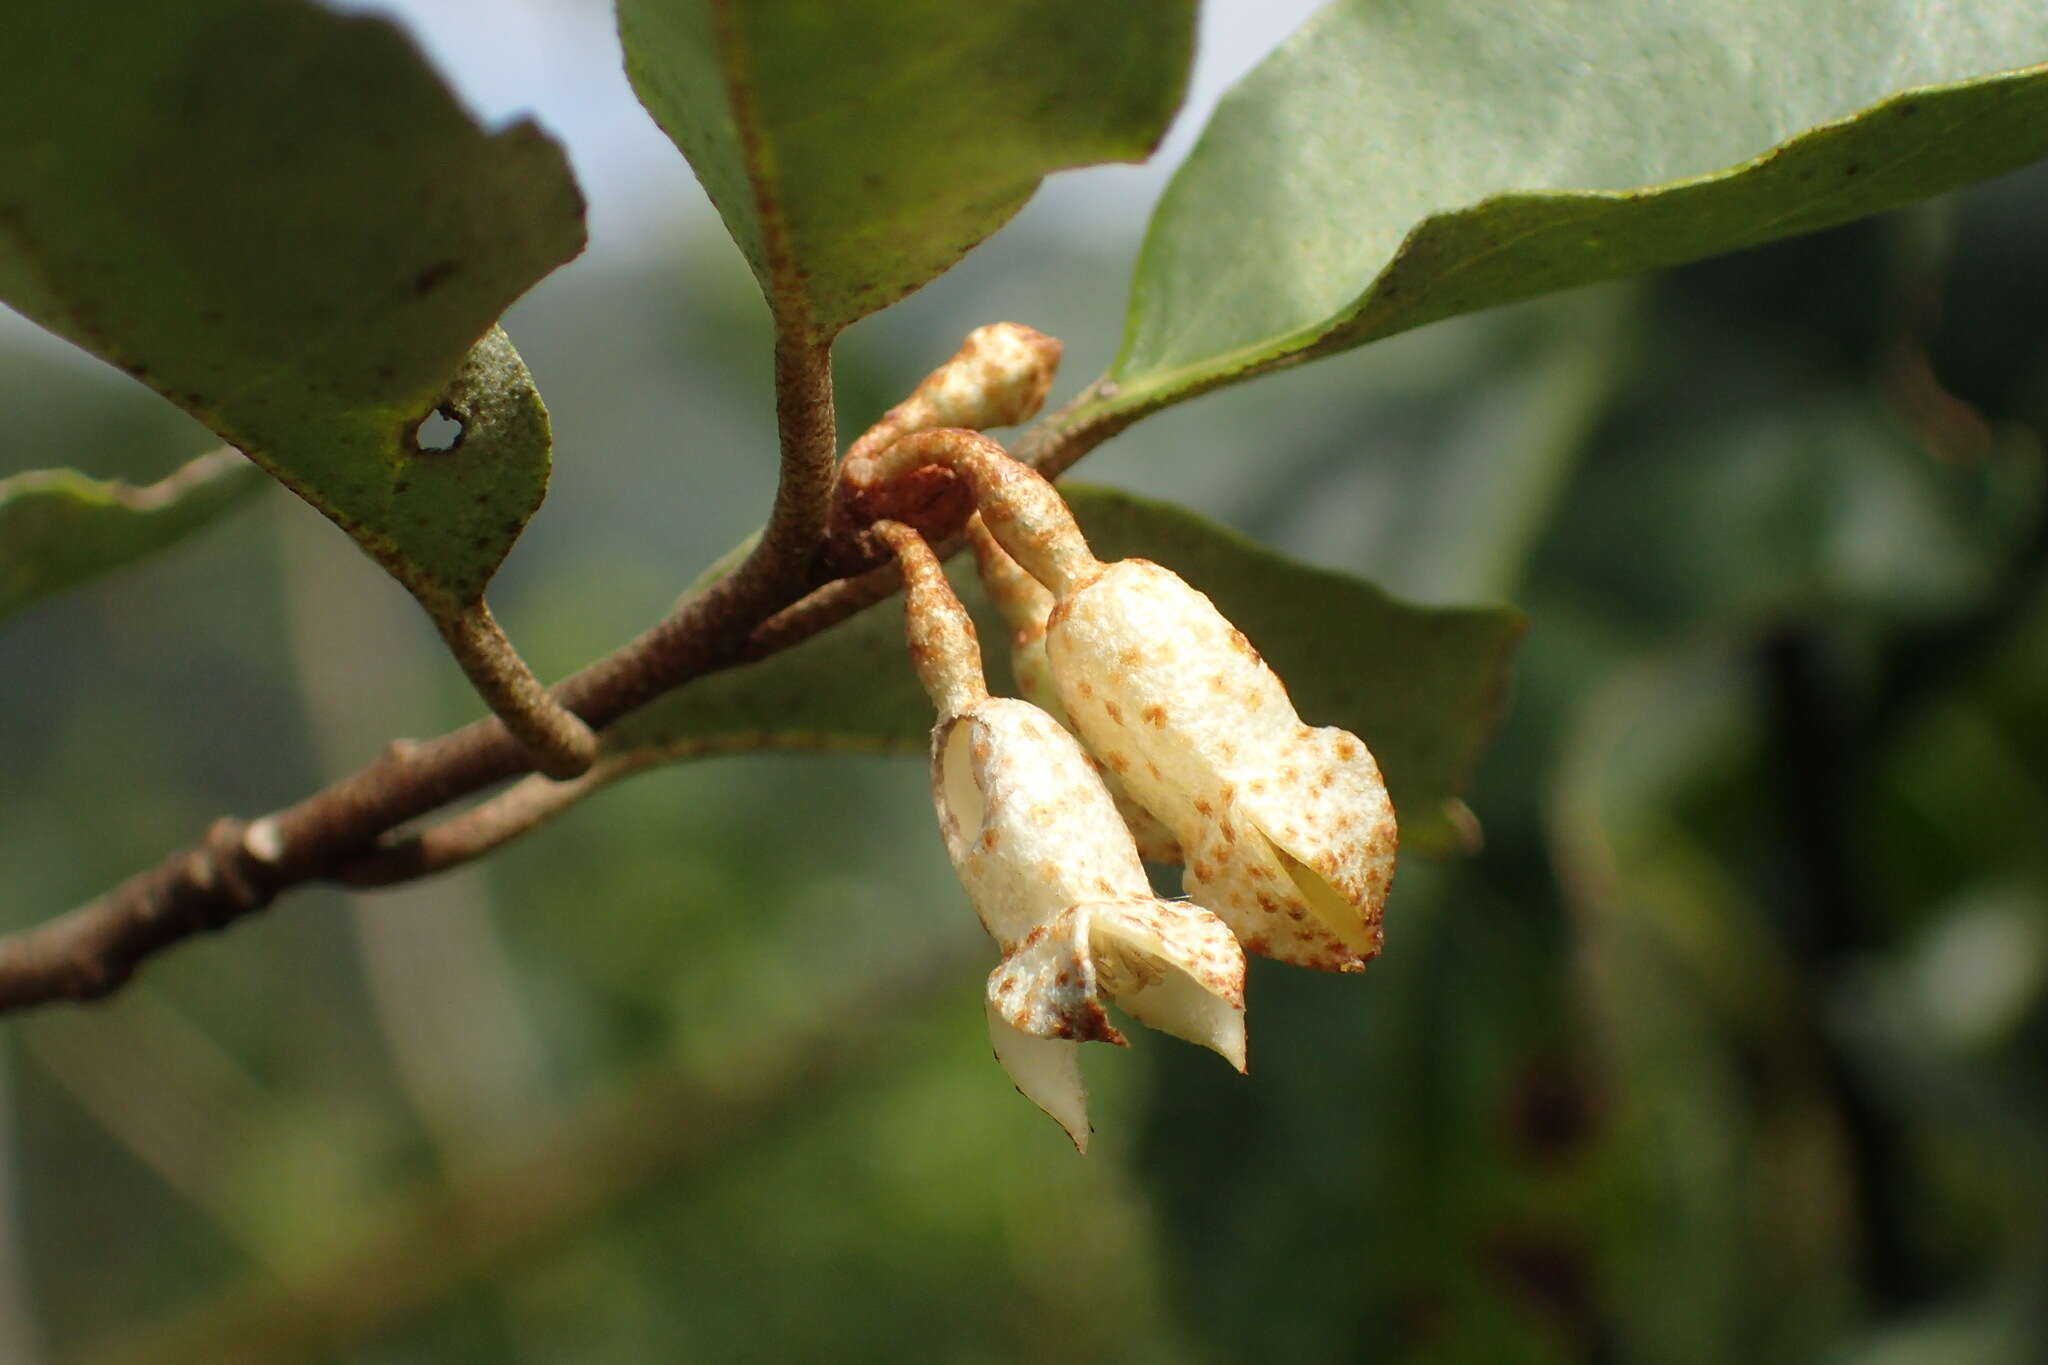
top-left (858, 435), bottom-right (1397, 973)
top-left (876, 520), bottom-right (1247, 1149)
top-left (844, 323), bottom-right (1063, 466)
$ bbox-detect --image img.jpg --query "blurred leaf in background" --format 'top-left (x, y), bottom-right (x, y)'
top-left (0, 0), bottom-right (587, 613)
top-left (1132, 166), bottom-right (2048, 1365)
top-left (0, 453), bottom-right (265, 623)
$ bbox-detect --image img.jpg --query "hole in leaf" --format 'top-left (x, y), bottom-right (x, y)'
top-left (414, 407), bottom-right (464, 452)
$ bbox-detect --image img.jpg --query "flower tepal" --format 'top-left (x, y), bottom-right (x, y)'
top-left (875, 520), bottom-right (1246, 1150)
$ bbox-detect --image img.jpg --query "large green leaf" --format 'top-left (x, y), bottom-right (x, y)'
top-left (0, 0), bottom-right (585, 611)
top-left (617, 0), bottom-right (1194, 341)
top-left (611, 486), bottom-right (1523, 855)
top-left (0, 450), bottom-right (265, 622)
top-left (1073, 0), bottom-right (2048, 430)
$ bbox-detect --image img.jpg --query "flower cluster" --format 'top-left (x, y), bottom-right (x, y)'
top-left (875, 520), bottom-right (1245, 1152)
top-left (854, 326), bottom-right (1397, 1146)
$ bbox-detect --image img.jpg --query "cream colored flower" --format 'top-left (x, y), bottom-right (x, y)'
top-left (875, 519), bottom-right (1246, 1150)
top-left (853, 434), bottom-right (1397, 973)
top-left (1045, 557), bottom-right (1396, 972)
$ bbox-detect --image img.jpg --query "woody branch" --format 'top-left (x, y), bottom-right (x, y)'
top-left (0, 325), bottom-right (1116, 1014)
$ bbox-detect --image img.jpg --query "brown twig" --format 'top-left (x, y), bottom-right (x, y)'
top-left (334, 769), bottom-right (621, 888)
top-left (335, 727), bottom-right (914, 888)
top-left (0, 328), bottom-right (836, 1012)
top-left (0, 341), bottom-right (1119, 1015)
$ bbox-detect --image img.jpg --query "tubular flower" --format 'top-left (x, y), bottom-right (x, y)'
top-left (875, 519), bottom-right (1246, 1150)
top-left (854, 433), bottom-right (1397, 973)
top-left (1046, 557), bottom-right (1396, 971)
top-left (967, 514), bottom-right (1182, 865)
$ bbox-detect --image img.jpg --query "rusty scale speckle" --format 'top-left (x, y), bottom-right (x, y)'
top-left (850, 422), bottom-right (1398, 975)
top-left (847, 324), bottom-right (1399, 1145)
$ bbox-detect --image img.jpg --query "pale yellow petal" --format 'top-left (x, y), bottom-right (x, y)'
top-left (986, 1000), bottom-right (1090, 1152)
top-left (1085, 901), bottom-right (1247, 1071)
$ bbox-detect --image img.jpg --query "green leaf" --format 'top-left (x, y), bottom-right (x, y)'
top-left (1081, 0), bottom-right (2048, 428)
top-left (0, 0), bottom-right (585, 611)
top-left (0, 449), bottom-right (265, 621)
top-left (612, 486), bottom-right (1523, 855)
top-left (1548, 645), bottom-right (1863, 1362)
top-left (618, 0), bottom-right (1194, 340)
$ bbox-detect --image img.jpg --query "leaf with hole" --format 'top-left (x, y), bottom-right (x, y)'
top-left (0, 450), bottom-right (266, 622)
top-left (618, 0), bottom-right (1195, 341)
top-left (1061, 0), bottom-right (2048, 435)
top-left (0, 0), bottom-right (585, 611)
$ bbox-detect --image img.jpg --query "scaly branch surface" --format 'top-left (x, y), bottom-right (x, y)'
top-left (0, 332), bottom-right (1116, 1013)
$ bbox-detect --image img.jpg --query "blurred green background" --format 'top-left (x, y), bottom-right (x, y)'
top-left (4, 5), bottom-right (2047, 1361)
